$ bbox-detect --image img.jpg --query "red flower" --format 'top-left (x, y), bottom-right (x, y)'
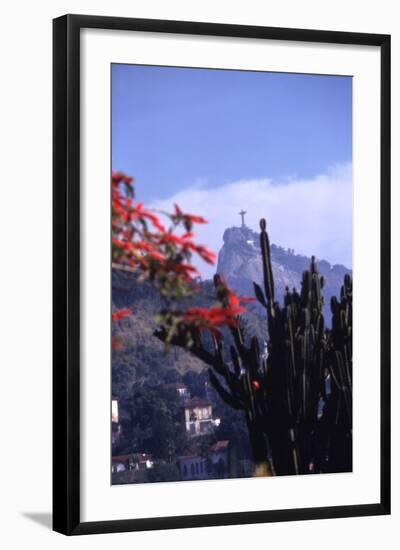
top-left (195, 245), bottom-right (216, 265)
top-left (112, 308), bottom-right (132, 322)
top-left (183, 304), bottom-right (242, 330)
top-left (158, 232), bottom-right (186, 245)
top-left (215, 276), bottom-right (255, 310)
top-left (186, 214), bottom-right (207, 224)
top-left (112, 337), bottom-right (123, 350)
top-left (141, 209), bottom-right (166, 233)
top-left (173, 204), bottom-right (208, 228)
top-left (148, 250), bottom-right (167, 262)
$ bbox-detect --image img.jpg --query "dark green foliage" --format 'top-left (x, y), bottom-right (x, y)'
top-left (114, 385), bottom-right (189, 460)
top-left (159, 219), bottom-right (352, 476)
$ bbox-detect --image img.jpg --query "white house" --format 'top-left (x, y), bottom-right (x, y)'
top-left (184, 397), bottom-right (220, 436)
top-left (112, 396), bottom-right (122, 445)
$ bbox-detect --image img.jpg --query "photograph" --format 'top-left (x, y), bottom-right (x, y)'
top-left (0, 0), bottom-right (394, 544)
top-left (111, 63), bottom-right (353, 485)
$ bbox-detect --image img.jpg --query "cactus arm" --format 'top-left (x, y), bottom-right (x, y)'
top-left (259, 218), bottom-right (275, 317)
top-left (208, 369), bottom-right (244, 410)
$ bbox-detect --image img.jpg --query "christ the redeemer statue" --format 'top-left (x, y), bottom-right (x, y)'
top-left (239, 209), bottom-right (247, 227)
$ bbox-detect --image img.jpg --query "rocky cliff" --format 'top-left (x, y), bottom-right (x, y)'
top-left (216, 225), bottom-right (351, 324)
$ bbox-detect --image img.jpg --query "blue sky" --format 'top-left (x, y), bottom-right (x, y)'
top-left (112, 64), bottom-right (352, 277)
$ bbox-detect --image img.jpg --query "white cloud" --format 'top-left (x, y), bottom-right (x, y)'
top-left (149, 163), bottom-right (352, 280)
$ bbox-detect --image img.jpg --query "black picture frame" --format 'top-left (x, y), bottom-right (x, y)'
top-left (53, 14), bottom-right (391, 536)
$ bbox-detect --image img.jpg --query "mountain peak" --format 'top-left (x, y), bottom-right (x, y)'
top-left (217, 225), bottom-right (351, 324)
top-left (222, 225), bottom-right (257, 245)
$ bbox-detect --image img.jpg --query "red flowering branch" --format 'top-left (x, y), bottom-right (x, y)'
top-left (111, 171), bottom-right (252, 347)
top-left (182, 275), bottom-right (254, 335)
top-left (112, 171), bottom-right (216, 294)
top-left (111, 308), bottom-right (132, 322)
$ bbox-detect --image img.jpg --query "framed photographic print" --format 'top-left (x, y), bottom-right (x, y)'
top-left (53, 14), bottom-right (391, 535)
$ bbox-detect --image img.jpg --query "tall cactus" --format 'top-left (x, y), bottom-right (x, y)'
top-left (156, 219), bottom-right (352, 475)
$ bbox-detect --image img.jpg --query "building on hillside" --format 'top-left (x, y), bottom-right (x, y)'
top-left (111, 453), bottom-right (154, 474)
top-left (210, 440), bottom-right (240, 478)
top-left (112, 396), bottom-right (122, 445)
top-left (112, 396), bottom-right (119, 423)
top-left (178, 454), bottom-right (210, 481)
top-left (163, 382), bottom-right (190, 404)
top-left (209, 440), bottom-right (230, 478)
top-left (184, 397), bottom-right (221, 436)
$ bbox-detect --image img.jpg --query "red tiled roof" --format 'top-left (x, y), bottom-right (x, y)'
top-left (210, 440), bottom-right (229, 453)
top-left (112, 453), bottom-right (152, 463)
